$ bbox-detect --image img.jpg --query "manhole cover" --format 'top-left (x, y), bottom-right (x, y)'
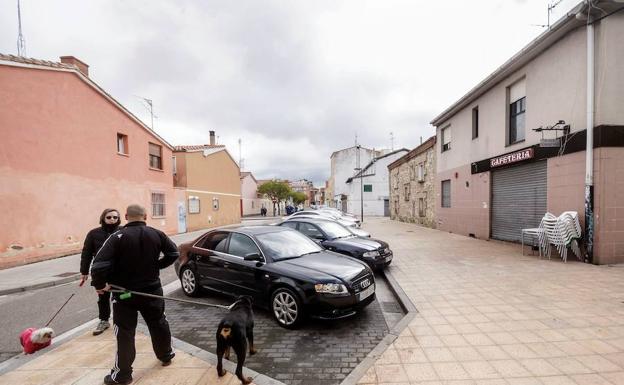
top-left (380, 301), bottom-right (402, 313)
top-left (54, 272), bottom-right (79, 277)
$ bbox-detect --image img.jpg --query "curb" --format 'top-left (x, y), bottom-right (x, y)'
top-left (340, 266), bottom-right (417, 385)
top-left (0, 273), bottom-right (82, 296)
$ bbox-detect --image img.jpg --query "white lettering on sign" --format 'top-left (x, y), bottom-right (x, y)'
top-left (490, 148), bottom-right (534, 168)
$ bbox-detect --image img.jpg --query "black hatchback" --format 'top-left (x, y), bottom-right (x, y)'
top-left (278, 218), bottom-right (393, 269)
top-left (174, 225), bottom-right (375, 329)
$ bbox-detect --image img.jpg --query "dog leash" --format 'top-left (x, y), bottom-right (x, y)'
top-left (45, 293), bottom-right (76, 327)
top-left (108, 284), bottom-right (236, 310)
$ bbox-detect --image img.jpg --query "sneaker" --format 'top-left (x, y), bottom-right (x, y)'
top-left (93, 320), bottom-right (110, 336)
top-left (161, 352), bottom-right (175, 366)
top-left (103, 374), bottom-right (132, 384)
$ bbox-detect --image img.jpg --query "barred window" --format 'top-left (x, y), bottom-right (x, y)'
top-left (188, 196), bottom-right (200, 214)
top-left (151, 192), bottom-right (166, 217)
top-left (441, 180), bottom-right (451, 208)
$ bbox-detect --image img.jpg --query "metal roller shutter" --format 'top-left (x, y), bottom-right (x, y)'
top-left (491, 161), bottom-right (547, 242)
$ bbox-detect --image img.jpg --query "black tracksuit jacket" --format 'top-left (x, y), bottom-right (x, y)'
top-left (90, 221), bottom-right (179, 291)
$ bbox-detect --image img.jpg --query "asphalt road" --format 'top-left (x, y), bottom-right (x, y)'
top-left (0, 217), bottom-right (276, 363)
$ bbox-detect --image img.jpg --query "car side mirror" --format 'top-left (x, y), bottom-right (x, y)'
top-left (244, 253), bottom-right (262, 262)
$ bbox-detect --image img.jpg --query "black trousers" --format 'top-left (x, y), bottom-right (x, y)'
top-left (97, 290), bottom-right (111, 321)
top-left (110, 287), bottom-right (173, 381)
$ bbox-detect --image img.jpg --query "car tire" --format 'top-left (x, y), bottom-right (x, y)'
top-left (180, 265), bottom-right (201, 297)
top-left (271, 287), bottom-right (304, 329)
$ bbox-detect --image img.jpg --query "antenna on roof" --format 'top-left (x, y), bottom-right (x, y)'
top-left (533, 0), bottom-right (564, 29)
top-left (238, 138), bottom-right (243, 170)
top-left (355, 132), bottom-right (358, 146)
top-left (16, 0), bottom-right (26, 57)
top-left (390, 132), bottom-right (394, 151)
top-left (135, 95), bottom-right (157, 130)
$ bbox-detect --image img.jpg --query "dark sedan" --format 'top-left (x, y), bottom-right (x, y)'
top-left (278, 218), bottom-right (393, 269)
top-left (174, 226), bottom-right (375, 329)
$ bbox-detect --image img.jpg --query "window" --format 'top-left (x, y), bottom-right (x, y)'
top-left (151, 192), bottom-right (166, 217)
top-left (299, 222), bottom-right (324, 240)
top-left (509, 97), bottom-right (526, 144)
top-left (251, 201), bottom-right (255, 209)
top-left (198, 232), bottom-right (229, 252)
top-left (149, 143), bottom-right (163, 170)
top-left (172, 156), bottom-right (177, 174)
top-left (228, 233), bottom-right (260, 258)
top-left (117, 133), bottom-right (128, 154)
top-left (472, 106), bottom-right (479, 139)
top-left (212, 197), bottom-right (219, 211)
top-left (281, 222), bottom-right (298, 230)
top-left (441, 126), bottom-right (451, 152)
top-left (419, 196), bottom-right (427, 217)
top-left (404, 184), bottom-right (410, 201)
top-left (441, 180), bottom-right (451, 208)
top-left (409, 163), bottom-right (416, 181)
top-left (417, 163), bottom-right (425, 182)
top-left (363, 184), bottom-right (373, 192)
top-left (188, 196), bottom-right (200, 214)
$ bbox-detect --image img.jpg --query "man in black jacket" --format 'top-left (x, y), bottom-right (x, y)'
top-left (91, 204), bottom-right (179, 385)
top-left (80, 208), bottom-right (121, 335)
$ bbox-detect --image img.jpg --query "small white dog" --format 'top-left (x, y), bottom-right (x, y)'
top-left (20, 327), bottom-right (54, 354)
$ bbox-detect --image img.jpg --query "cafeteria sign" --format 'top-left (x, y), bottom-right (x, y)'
top-left (490, 148), bottom-right (534, 168)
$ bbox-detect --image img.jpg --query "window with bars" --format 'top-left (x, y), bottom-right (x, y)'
top-left (151, 192), bottom-right (166, 217)
top-left (419, 197), bottom-right (427, 217)
top-left (188, 196), bottom-right (200, 214)
top-left (441, 180), bottom-right (451, 208)
top-left (149, 143), bottom-right (163, 170)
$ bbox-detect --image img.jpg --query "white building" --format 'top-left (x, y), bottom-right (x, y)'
top-left (328, 146), bottom-right (379, 211)
top-left (346, 149), bottom-right (408, 216)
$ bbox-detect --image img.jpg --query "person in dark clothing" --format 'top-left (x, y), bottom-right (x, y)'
top-left (91, 204), bottom-right (179, 385)
top-left (80, 208), bottom-right (121, 336)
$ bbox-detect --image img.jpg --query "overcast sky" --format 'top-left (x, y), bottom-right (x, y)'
top-left (0, 0), bottom-right (578, 185)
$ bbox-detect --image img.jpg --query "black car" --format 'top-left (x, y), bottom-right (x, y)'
top-left (174, 225), bottom-right (375, 329)
top-left (278, 218), bottom-right (393, 269)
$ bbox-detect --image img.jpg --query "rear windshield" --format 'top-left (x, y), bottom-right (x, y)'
top-left (256, 230), bottom-right (322, 261)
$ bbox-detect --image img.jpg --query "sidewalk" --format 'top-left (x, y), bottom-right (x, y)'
top-left (357, 217), bottom-right (624, 385)
top-left (0, 228), bottom-right (213, 296)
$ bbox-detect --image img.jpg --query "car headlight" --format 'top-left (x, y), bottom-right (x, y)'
top-left (363, 250), bottom-right (380, 258)
top-left (315, 283), bottom-right (348, 294)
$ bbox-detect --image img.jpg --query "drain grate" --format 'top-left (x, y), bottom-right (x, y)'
top-left (380, 301), bottom-right (403, 313)
top-left (55, 272), bottom-right (79, 277)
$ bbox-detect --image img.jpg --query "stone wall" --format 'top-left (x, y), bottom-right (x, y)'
top-left (389, 147), bottom-right (436, 228)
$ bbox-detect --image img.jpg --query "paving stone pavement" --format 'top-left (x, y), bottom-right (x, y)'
top-left (357, 217), bottom-right (624, 385)
top-left (150, 287), bottom-right (390, 385)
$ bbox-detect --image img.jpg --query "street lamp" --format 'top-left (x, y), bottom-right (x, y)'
top-left (355, 145), bottom-right (363, 223)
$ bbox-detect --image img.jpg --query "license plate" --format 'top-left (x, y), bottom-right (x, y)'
top-left (358, 284), bottom-right (375, 301)
top-left (384, 256), bottom-right (392, 262)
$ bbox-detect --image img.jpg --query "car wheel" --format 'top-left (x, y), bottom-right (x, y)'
top-left (180, 265), bottom-right (201, 297)
top-left (271, 287), bottom-right (303, 329)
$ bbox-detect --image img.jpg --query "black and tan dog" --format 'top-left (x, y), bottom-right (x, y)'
top-left (216, 295), bottom-right (257, 384)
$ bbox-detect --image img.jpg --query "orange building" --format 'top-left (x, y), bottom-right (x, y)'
top-left (0, 54), bottom-right (177, 268)
top-left (173, 133), bottom-right (241, 232)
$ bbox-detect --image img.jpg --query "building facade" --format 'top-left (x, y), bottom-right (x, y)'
top-left (0, 54), bottom-right (177, 268)
top-left (328, 146), bottom-right (379, 211)
top-left (388, 137), bottom-right (437, 227)
top-left (346, 149), bottom-right (408, 217)
top-left (173, 136), bottom-right (241, 232)
top-left (241, 171), bottom-right (272, 216)
top-left (430, 2), bottom-right (624, 264)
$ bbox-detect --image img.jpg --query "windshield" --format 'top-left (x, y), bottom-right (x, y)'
top-left (316, 221), bottom-right (353, 239)
top-left (256, 230), bottom-right (323, 261)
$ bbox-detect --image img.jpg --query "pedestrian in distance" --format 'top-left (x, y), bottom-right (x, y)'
top-left (91, 204), bottom-right (179, 385)
top-left (79, 208), bottom-right (121, 336)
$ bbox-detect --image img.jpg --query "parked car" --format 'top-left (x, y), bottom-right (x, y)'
top-left (284, 210), bottom-right (361, 228)
top-left (174, 225), bottom-right (376, 329)
top-left (281, 214), bottom-right (370, 237)
top-left (278, 218), bottom-right (393, 270)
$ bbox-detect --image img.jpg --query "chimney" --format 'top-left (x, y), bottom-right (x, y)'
top-left (209, 130), bottom-right (216, 146)
top-left (60, 56), bottom-right (89, 77)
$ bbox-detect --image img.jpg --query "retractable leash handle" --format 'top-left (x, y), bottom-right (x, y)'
top-left (108, 284), bottom-right (234, 310)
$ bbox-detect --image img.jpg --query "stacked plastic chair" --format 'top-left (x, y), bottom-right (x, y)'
top-left (537, 211), bottom-right (582, 263)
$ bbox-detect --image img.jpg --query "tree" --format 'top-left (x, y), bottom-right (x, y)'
top-left (258, 180), bottom-right (292, 216)
top-left (289, 191), bottom-right (307, 206)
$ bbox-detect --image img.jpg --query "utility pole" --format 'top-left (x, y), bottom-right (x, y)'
top-left (355, 145), bottom-right (364, 223)
top-left (16, 0), bottom-right (26, 57)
